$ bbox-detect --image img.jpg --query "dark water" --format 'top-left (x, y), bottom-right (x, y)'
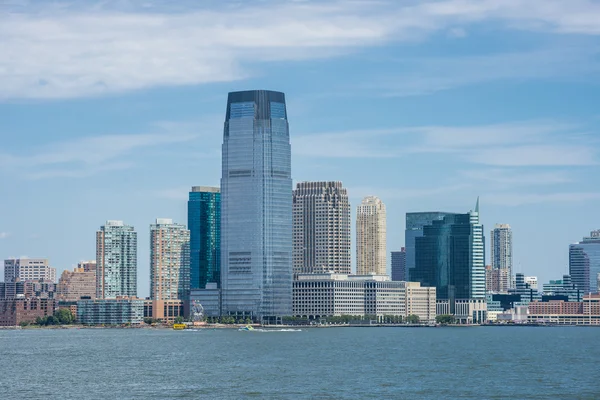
top-left (1, 326), bottom-right (599, 399)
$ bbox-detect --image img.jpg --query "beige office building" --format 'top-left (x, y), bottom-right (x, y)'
top-left (356, 196), bottom-right (387, 275)
top-left (3, 258), bottom-right (56, 283)
top-left (150, 219), bottom-right (190, 301)
top-left (57, 267), bottom-right (96, 301)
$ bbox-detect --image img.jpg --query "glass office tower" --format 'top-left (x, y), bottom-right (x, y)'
top-left (569, 230), bottom-right (600, 294)
top-left (188, 186), bottom-right (221, 290)
top-left (221, 90), bottom-right (292, 322)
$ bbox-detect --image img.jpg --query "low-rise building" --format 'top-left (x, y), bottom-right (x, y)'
top-left (293, 273), bottom-right (436, 323)
top-left (189, 283), bottom-right (221, 317)
top-left (77, 297), bottom-right (144, 325)
top-left (528, 295), bottom-right (600, 325)
top-left (0, 297), bottom-right (56, 326)
top-left (436, 299), bottom-right (487, 324)
top-left (143, 299), bottom-right (184, 324)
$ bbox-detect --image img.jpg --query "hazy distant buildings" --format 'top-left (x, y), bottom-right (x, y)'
top-left (542, 275), bottom-right (584, 302)
top-left (3, 258), bottom-right (56, 283)
top-left (524, 276), bottom-right (538, 291)
top-left (391, 248), bottom-right (406, 281)
top-left (356, 196), bottom-right (386, 275)
top-left (486, 265), bottom-right (510, 294)
top-left (149, 218), bottom-right (190, 301)
top-left (188, 186), bottom-right (221, 290)
top-left (57, 267), bottom-right (96, 301)
top-left (96, 220), bottom-right (137, 299)
top-left (293, 181), bottom-right (351, 275)
top-left (77, 260), bottom-right (96, 273)
top-left (569, 230), bottom-right (600, 294)
top-left (491, 224), bottom-right (513, 289)
top-left (405, 212), bottom-right (453, 281)
top-left (220, 90), bottom-right (292, 322)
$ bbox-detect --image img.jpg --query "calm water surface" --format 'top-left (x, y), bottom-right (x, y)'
top-left (0, 326), bottom-right (598, 399)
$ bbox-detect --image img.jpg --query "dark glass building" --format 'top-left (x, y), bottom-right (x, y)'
top-left (410, 208), bottom-right (485, 302)
top-left (391, 248), bottom-right (406, 281)
top-left (569, 230), bottom-right (600, 294)
top-left (188, 186), bottom-right (221, 290)
top-left (221, 90), bottom-right (292, 322)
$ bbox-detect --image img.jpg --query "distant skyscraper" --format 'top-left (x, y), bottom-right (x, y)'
top-left (221, 90), bottom-right (292, 322)
top-left (356, 196), bottom-right (386, 275)
top-left (293, 181), bottom-right (351, 275)
top-left (411, 199), bottom-right (486, 301)
top-left (405, 212), bottom-right (454, 281)
top-left (188, 186), bottom-right (221, 290)
top-left (3, 258), bottom-right (56, 283)
top-left (77, 260), bottom-right (96, 273)
top-left (150, 218), bottom-right (190, 301)
top-left (491, 224), bottom-right (513, 288)
top-left (569, 230), bottom-right (600, 294)
top-left (96, 220), bottom-right (137, 299)
top-left (391, 248), bottom-right (406, 281)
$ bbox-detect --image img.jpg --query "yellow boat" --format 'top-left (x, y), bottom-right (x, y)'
top-left (173, 323), bottom-right (186, 330)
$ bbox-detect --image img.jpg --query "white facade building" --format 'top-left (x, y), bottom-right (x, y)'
top-left (356, 196), bottom-right (387, 275)
top-left (292, 182), bottom-right (351, 275)
top-left (293, 273), bottom-right (436, 322)
top-left (524, 276), bottom-right (538, 291)
top-left (3, 258), bottom-right (56, 283)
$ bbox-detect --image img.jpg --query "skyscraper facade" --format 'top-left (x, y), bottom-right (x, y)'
top-left (569, 230), bottom-right (600, 294)
top-left (356, 196), bottom-right (387, 275)
top-left (391, 248), bottom-right (406, 281)
top-left (491, 224), bottom-right (513, 289)
top-left (405, 212), bottom-right (454, 281)
top-left (292, 181), bottom-right (351, 275)
top-left (221, 90), bottom-right (292, 321)
top-left (411, 201), bottom-right (485, 302)
top-left (96, 220), bottom-right (137, 299)
top-left (188, 186), bottom-right (221, 290)
top-left (150, 218), bottom-right (190, 301)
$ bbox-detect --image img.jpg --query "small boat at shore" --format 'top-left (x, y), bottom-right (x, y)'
top-left (173, 324), bottom-right (186, 330)
top-left (238, 325), bottom-right (255, 331)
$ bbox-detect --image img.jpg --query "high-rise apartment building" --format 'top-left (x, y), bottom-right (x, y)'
top-left (149, 219), bottom-right (190, 301)
top-left (292, 181), bottom-right (351, 275)
top-left (405, 212), bottom-right (454, 281)
top-left (569, 230), bottom-right (600, 294)
top-left (356, 196), bottom-right (387, 275)
top-left (411, 200), bottom-right (486, 303)
top-left (391, 248), bottom-right (406, 281)
top-left (188, 186), bottom-right (221, 290)
top-left (221, 90), bottom-right (292, 322)
top-left (96, 220), bottom-right (137, 299)
top-left (3, 258), bottom-right (56, 283)
top-left (57, 267), bottom-right (96, 301)
top-left (491, 224), bottom-right (513, 289)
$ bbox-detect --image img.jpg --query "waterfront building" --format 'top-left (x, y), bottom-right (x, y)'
top-left (569, 230), bottom-right (600, 294)
top-left (411, 200), bottom-right (486, 304)
top-left (491, 224), bottom-right (513, 285)
top-left (189, 283), bottom-right (221, 317)
top-left (220, 90), bottom-right (292, 322)
top-left (77, 297), bottom-right (144, 325)
top-left (77, 260), bottom-right (96, 273)
top-left (292, 273), bottom-right (436, 323)
top-left (391, 248), bottom-right (406, 282)
top-left (143, 299), bottom-right (184, 324)
top-left (96, 220), bottom-right (137, 299)
top-left (0, 297), bottom-right (56, 326)
top-left (3, 258), bottom-right (56, 283)
top-left (57, 267), bottom-right (96, 301)
top-left (541, 275), bottom-right (584, 302)
top-left (405, 212), bottom-right (454, 281)
top-left (292, 181), bottom-right (351, 275)
top-left (527, 294), bottom-right (600, 325)
top-left (188, 186), bottom-right (221, 290)
top-left (356, 196), bottom-right (386, 275)
top-left (150, 218), bottom-right (190, 301)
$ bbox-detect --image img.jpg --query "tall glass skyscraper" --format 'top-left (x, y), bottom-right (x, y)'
top-left (221, 90), bottom-right (292, 321)
top-left (391, 248), bottom-right (406, 281)
top-left (411, 200), bottom-right (485, 302)
top-left (569, 230), bottom-right (600, 294)
top-left (96, 220), bottom-right (137, 299)
top-left (405, 212), bottom-right (454, 281)
top-left (188, 186), bottom-right (221, 290)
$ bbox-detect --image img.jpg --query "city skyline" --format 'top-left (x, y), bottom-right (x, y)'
top-left (2, 1), bottom-right (600, 298)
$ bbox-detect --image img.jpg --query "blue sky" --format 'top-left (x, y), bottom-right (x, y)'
top-left (1, 0), bottom-right (599, 297)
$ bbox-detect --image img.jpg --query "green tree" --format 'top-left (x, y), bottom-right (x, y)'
top-left (174, 316), bottom-right (184, 324)
top-left (55, 308), bottom-right (75, 325)
top-left (406, 314), bottom-right (420, 324)
top-left (435, 314), bottom-right (455, 325)
top-left (19, 321), bottom-right (30, 327)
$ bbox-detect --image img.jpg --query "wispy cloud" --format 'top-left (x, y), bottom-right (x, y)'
top-left (461, 169), bottom-right (572, 186)
top-left (2, 0), bottom-right (600, 99)
top-left (486, 192), bottom-right (600, 206)
top-left (347, 184), bottom-right (473, 201)
top-left (0, 232), bottom-right (10, 239)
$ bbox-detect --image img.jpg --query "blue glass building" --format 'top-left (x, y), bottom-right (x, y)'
top-left (220, 90), bottom-right (292, 322)
top-left (391, 248), bottom-right (406, 281)
top-left (569, 230), bottom-right (600, 294)
top-left (188, 187), bottom-right (221, 290)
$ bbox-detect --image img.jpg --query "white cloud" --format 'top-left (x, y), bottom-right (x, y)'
top-left (2, 0), bottom-right (600, 99)
top-left (461, 169), bottom-right (572, 186)
top-left (0, 232), bottom-right (10, 239)
top-left (487, 192), bottom-right (600, 206)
